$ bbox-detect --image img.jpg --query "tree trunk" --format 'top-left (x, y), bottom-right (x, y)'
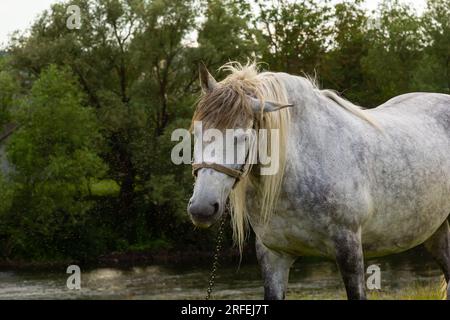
top-left (111, 132), bottom-right (136, 240)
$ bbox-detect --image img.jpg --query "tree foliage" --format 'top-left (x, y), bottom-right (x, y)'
top-left (1, 65), bottom-right (105, 259)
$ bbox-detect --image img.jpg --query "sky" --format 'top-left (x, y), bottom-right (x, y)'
top-left (0, 0), bottom-right (427, 49)
top-left (0, 0), bottom-right (60, 48)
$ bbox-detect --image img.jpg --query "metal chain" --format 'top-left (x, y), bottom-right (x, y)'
top-left (205, 212), bottom-right (227, 300)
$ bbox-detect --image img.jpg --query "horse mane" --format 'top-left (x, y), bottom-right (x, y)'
top-left (192, 61), bottom-right (290, 253)
top-left (305, 74), bottom-right (380, 128)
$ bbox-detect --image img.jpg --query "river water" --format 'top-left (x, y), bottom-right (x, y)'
top-left (0, 248), bottom-right (444, 300)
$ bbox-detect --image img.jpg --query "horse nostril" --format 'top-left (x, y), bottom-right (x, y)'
top-left (213, 202), bottom-right (219, 214)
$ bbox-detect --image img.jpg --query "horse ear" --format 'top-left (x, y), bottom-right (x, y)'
top-left (199, 62), bottom-right (217, 93)
top-left (248, 96), bottom-right (293, 113)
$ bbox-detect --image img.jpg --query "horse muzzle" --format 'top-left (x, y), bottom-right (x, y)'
top-left (187, 198), bottom-right (222, 228)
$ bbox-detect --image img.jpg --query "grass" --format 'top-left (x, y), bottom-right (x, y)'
top-left (88, 179), bottom-right (147, 197)
top-left (90, 179), bottom-right (120, 197)
top-left (288, 280), bottom-right (447, 300)
top-left (368, 281), bottom-right (447, 300)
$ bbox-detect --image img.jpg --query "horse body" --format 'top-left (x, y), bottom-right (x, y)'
top-left (249, 74), bottom-right (450, 261)
top-left (188, 63), bottom-right (450, 299)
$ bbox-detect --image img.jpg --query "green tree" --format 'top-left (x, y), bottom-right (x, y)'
top-left (2, 65), bottom-right (106, 259)
top-left (362, 0), bottom-right (424, 105)
top-left (256, 0), bottom-right (332, 74)
top-left (196, 0), bottom-right (257, 71)
top-left (8, 0), bottom-right (200, 243)
top-left (0, 55), bottom-right (19, 128)
top-left (412, 0), bottom-right (450, 93)
top-left (321, 0), bottom-right (370, 105)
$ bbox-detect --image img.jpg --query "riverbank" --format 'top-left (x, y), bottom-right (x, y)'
top-left (0, 246), bottom-right (256, 271)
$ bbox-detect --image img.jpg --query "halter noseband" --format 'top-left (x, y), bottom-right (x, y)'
top-left (192, 131), bottom-right (255, 187)
top-left (192, 161), bottom-right (251, 187)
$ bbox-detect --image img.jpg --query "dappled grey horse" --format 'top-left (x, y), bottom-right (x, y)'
top-left (187, 62), bottom-right (450, 299)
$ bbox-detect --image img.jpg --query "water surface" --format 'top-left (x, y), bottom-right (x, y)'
top-left (0, 249), bottom-right (443, 299)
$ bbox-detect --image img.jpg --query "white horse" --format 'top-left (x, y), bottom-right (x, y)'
top-left (187, 62), bottom-right (450, 299)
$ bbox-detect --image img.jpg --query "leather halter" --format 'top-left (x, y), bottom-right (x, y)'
top-left (192, 132), bottom-right (255, 187)
top-left (192, 148), bottom-right (254, 188)
top-left (192, 162), bottom-right (248, 182)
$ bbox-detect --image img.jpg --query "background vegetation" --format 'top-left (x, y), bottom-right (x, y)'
top-left (0, 0), bottom-right (448, 262)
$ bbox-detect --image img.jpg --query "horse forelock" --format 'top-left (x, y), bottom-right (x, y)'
top-left (191, 83), bottom-right (253, 130)
top-left (191, 62), bottom-right (263, 130)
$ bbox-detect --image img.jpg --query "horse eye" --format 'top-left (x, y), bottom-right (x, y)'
top-left (239, 135), bottom-right (249, 143)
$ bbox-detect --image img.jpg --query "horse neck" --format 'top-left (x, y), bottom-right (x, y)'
top-left (284, 75), bottom-right (368, 147)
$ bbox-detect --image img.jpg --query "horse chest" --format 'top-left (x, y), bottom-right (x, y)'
top-left (248, 196), bottom-right (335, 257)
